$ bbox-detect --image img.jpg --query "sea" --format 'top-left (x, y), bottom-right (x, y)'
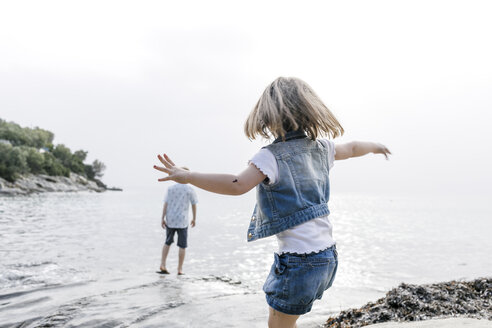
top-left (1, 188), bottom-right (491, 327)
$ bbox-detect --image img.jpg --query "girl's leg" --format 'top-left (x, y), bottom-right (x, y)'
top-left (268, 306), bottom-right (299, 328)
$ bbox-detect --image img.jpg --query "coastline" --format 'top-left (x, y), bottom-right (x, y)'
top-left (325, 278), bottom-right (492, 328)
top-left (0, 173), bottom-right (110, 194)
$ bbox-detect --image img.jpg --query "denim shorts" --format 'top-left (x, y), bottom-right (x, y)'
top-left (165, 227), bottom-right (188, 248)
top-left (263, 245), bottom-right (338, 315)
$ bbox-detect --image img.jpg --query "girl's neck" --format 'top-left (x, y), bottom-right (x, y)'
top-left (273, 130), bottom-right (307, 144)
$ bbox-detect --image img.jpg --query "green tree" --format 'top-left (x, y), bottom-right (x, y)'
top-left (84, 164), bottom-right (95, 180)
top-left (31, 128), bottom-right (54, 149)
top-left (0, 119), bottom-right (106, 182)
top-left (92, 159), bottom-right (106, 178)
top-left (0, 119), bottom-right (54, 148)
top-left (0, 120), bottom-right (29, 146)
top-left (73, 150), bottom-right (88, 162)
top-left (43, 152), bottom-right (69, 177)
top-left (69, 156), bottom-right (85, 175)
top-left (52, 144), bottom-right (72, 167)
top-left (23, 146), bottom-right (45, 174)
top-left (0, 143), bottom-right (29, 181)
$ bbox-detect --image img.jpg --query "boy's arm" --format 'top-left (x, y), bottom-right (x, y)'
top-left (335, 141), bottom-right (391, 160)
top-left (154, 154), bottom-right (266, 196)
top-left (191, 204), bottom-right (197, 227)
top-left (161, 202), bottom-right (167, 229)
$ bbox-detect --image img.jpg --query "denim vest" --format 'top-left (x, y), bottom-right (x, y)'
top-left (247, 130), bottom-right (331, 242)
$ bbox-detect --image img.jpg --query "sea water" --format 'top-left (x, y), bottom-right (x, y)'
top-left (1, 188), bottom-right (491, 327)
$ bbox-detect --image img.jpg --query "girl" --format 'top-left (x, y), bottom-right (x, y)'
top-left (153, 77), bottom-right (390, 328)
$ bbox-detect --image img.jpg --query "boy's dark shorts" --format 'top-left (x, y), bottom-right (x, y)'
top-left (165, 227), bottom-right (188, 248)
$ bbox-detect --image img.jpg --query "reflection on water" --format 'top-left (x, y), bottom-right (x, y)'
top-left (0, 189), bottom-right (491, 327)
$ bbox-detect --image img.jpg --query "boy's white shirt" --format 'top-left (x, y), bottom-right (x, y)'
top-left (249, 139), bottom-right (336, 254)
top-left (164, 184), bottom-right (198, 228)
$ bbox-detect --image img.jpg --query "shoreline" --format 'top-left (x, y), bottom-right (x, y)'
top-left (0, 173), bottom-right (120, 195)
top-left (324, 278), bottom-right (492, 327)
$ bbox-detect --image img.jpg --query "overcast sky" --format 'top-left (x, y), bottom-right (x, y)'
top-left (1, 0), bottom-right (491, 196)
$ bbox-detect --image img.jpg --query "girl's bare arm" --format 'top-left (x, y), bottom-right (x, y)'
top-left (154, 154), bottom-right (266, 196)
top-left (335, 141), bottom-right (391, 160)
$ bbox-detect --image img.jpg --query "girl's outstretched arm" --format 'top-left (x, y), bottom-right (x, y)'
top-left (335, 141), bottom-right (391, 160)
top-left (153, 154), bottom-right (266, 196)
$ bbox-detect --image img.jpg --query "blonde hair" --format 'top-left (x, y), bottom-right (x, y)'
top-left (244, 77), bottom-right (344, 140)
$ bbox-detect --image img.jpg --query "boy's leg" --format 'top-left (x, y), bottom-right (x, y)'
top-left (178, 247), bottom-right (185, 274)
top-left (161, 227), bottom-right (175, 271)
top-left (176, 228), bottom-right (188, 274)
top-left (268, 307), bottom-right (299, 328)
top-left (160, 244), bottom-right (171, 271)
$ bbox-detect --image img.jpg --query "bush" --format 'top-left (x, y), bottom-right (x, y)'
top-left (85, 164), bottom-right (95, 180)
top-left (23, 146), bottom-right (45, 174)
top-left (0, 118), bottom-right (105, 182)
top-left (43, 152), bottom-right (70, 177)
top-left (92, 160), bottom-right (106, 178)
top-left (52, 144), bottom-right (72, 167)
top-left (0, 119), bottom-right (53, 148)
top-left (0, 143), bottom-right (29, 181)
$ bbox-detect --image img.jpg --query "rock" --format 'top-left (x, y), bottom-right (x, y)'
top-left (324, 278), bottom-right (492, 327)
top-left (0, 173), bottom-right (107, 195)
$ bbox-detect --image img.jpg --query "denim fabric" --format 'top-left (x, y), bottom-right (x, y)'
top-left (263, 245), bottom-right (338, 315)
top-left (247, 130), bottom-right (331, 242)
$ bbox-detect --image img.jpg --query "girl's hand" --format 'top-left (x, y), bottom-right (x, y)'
top-left (373, 143), bottom-right (392, 160)
top-left (153, 154), bottom-right (190, 184)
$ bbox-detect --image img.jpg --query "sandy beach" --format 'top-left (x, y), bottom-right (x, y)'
top-left (366, 318), bottom-right (492, 327)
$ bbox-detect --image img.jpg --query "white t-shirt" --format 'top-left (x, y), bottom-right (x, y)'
top-left (249, 139), bottom-right (336, 254)
top-left (164, 184), bottom-right (198, 228)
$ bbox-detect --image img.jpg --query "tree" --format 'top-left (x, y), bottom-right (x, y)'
top-left (0, 119), bottom-right (53, 148)
top-left (0, 143), bottom-right (29, 181)
top-left (92, 160), bottom-right (106, 178)
top-left (84, 164), bottom-right (95, 180)
top-left (52, 144), bottom-right (72, 167)
top-left (0, 119), bottom-right (106, 182)
top-left (31, 128), bottom-right (54, 149)
top-left (43, 152), bottom-right (69, 177)
top-left (0, 120), bottom-right (29, 146)
top-left (73, 150), bottom-right (88, 162)
top-left (24, 146), bottom-right (44, 174)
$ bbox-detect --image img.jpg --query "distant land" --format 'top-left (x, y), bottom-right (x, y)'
top-left (0, 118), bottom-right (121, 194)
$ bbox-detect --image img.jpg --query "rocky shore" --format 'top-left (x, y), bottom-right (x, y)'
top-left (0, 173), bottom-right (109, 194)
top-left (325, 278), bottom-right (492, 327)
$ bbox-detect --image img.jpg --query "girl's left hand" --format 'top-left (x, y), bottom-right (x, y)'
top-left (374, 143), bottom-right (391, 160)
top-left (153, 154), bottom-right (190, 184)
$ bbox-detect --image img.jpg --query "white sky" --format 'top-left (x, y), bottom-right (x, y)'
top-left (1, 0), bottom-right (491, 196)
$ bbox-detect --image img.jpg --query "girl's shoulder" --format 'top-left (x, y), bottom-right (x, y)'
top-left (317, 138), bottom-right (334, 147)
top-left (250, 147), bottom-right (276, 169)
top-left (249, 148), bottom-right (277, 184)
top-left (318, 138), bottom-right (336, 154)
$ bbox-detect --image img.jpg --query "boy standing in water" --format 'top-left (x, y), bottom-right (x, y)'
top-left (159, 168), bottom-right (198, 275)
